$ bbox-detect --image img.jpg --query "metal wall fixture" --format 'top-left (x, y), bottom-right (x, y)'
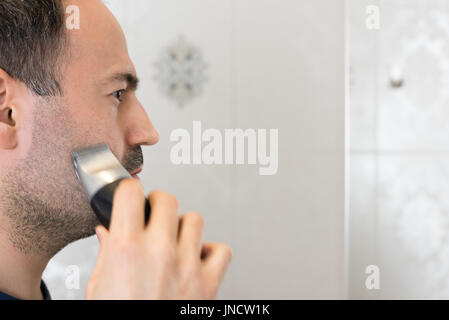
top-left (389, 64), bottom-right (404, 88)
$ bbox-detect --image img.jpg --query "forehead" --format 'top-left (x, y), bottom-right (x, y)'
top-left (64, 0), bottom-right (136, 83)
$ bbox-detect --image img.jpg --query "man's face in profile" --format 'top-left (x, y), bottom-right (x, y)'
top-left (0, 0), bottom-right (159, 257)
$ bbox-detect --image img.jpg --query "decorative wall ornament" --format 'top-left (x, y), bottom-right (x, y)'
top-left (154, 36), bottom-right (208, 107)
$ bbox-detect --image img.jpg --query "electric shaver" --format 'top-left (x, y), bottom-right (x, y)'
top-left (71, 143), bottom-right (151, 229)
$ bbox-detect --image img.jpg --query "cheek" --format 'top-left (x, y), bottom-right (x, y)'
top-left (66, 103), bottom-right (125, 156)
top-left (63, 78), bottom-right (119, 137)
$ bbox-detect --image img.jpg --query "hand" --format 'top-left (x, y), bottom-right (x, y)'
top-left (85, 179), bottom-right (232, 299)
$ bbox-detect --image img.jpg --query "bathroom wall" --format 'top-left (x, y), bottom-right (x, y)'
top-left (43, 0), bottom-right (346, 299)
top-left (349, 0), bottom-right (449, 299)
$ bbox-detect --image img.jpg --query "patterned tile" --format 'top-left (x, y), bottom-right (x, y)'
top-left (350, 0), bottom-right (449, 299)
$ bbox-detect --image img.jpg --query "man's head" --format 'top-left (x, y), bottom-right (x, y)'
top-left (0, 0), bottom-right (159, 257)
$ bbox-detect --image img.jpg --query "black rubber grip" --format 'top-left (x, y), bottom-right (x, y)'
top-left (91, 178), bottom-right (151, 229)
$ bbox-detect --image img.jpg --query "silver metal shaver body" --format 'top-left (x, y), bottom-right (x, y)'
top-left (71, 143), bottom-right (150, 229)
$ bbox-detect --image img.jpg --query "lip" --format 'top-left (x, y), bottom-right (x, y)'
top-left (130, 167), bottom-right (142, 180)
top-left (130, 167), bottom-right (143, 176)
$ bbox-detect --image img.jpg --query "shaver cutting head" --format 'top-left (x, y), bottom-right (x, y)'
top-left (71, 143), bottom-right (151, 229)
top-left (71, 144), bottom-right (131, 201)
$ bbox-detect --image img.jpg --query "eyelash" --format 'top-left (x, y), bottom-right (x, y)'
top-left (113, 89), bottom-right (126, 102)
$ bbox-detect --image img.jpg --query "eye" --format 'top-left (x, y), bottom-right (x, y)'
top-left (113, 89), bottom-right (126, 102)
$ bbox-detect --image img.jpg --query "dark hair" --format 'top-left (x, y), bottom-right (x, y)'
top-left (0, 0), bottom-right (67, 96)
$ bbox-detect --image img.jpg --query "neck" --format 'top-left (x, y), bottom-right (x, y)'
top-left (0, 218), bottom-right (49, 300)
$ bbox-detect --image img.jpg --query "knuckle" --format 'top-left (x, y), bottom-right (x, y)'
top-left (217, 243), bottom-right (233, 261)
top-left (183, 212), bottom-right (204, 228)
top-left (148, 189), bottom-right (163, 198)
top-left (149, 190), bottom-right (179, 210)
top-left (167, 194), bottom-right (179, 211)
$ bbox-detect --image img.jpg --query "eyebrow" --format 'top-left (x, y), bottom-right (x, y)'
top-left (106, 72), bottom-right (140, 91)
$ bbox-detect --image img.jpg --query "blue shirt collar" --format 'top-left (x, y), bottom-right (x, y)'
top-left (0, 280), bottom-right (51, 300)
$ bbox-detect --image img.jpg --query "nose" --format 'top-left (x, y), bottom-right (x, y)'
top-left (123, 97), bottom-right (159, 147)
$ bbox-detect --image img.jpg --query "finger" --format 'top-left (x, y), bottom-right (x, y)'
top-left (177, 212), bottom-right (204, 260)
top-left (109, 179), bottom-right (146, 237)
top-left (201, 242), bottom-right (233, 287)
top-left (146, 190), bottom-right (179, 243)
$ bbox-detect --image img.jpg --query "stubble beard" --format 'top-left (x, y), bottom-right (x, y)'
top-left (0, 97), bottom-right (99, 258)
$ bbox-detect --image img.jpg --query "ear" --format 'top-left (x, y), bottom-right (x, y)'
top-left (0, 69), bottom-right (19, 150)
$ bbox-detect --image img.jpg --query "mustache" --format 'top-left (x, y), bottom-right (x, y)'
top-left (121, 146), bottom-right (144, 174)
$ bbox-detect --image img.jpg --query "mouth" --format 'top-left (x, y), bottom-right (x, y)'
top-left (130, 167), bottom-right (143, 180)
